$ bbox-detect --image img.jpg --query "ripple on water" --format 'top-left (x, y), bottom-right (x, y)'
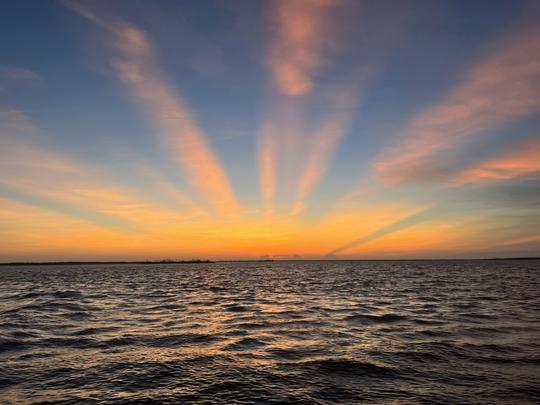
top-left (0, 260), bottom-right (538, 404)
top-left (223, 337), bottom-right (267, 351)
top-left (301, 358), bottom-right (398, 378)
top-left (344, 313), bottom-right (407, 323)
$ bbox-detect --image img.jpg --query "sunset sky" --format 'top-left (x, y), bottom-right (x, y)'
top-left (1, 0), bottom-right (539, 261)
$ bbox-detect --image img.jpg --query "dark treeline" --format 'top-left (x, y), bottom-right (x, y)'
top-left (0, 259), bottom-right (213, 266)
top-left (1, 258), bottom-right (539, 266)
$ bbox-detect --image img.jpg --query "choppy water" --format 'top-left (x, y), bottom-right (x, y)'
top-left (1, 260), bottom-right (539, 404)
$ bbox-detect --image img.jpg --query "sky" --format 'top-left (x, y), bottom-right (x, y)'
top-left (1, 0), bottom-right (539, 261)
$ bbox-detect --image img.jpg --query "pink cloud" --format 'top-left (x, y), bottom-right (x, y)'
top-left (268, 0), bottom-right (338, 97)
top-left (374, 22), bottom-right (540, 184)
top-left (453, 137), bottom-right (540, 184)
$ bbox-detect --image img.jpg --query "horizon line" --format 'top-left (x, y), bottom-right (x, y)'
top-left (1, 256), bottom-right (539, 266)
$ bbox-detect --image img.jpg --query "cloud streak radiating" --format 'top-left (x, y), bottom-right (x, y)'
top-left (374, 20), bottom-right (540, 184)
top-left (69, 2), bottom-right (239, 216)
top-left (261, 0), bottom-right (406, 216)
top-left (0, 108), bottom-right (203, 232)
top-left (328, 205), bottom-right (444, 255)
top-left (259, 0), bottom-right (340, 215)
top-left (291, 87), bottom-right (359, 215)
top-left (258, 121), bottom-right (278, 216)
top-left (0, 183), bottom-right (137, 232)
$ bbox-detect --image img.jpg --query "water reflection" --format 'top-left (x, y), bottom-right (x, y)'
top-left (1, 260), bottom-right (539, 403)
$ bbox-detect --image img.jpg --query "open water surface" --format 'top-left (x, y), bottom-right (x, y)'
top-left (0, 260), bottom-right (539, 404)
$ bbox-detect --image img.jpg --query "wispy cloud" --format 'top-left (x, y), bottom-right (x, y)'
top-left (269, 0), bottom-right (338, 97)
top-left (327, 205), bottom-right (444, 255)
top-left (0, 108), bottom-right (38, 132)
top-left (260, 0), bottom-right (357, 215)
top-left (259, 0), bottom-right (340, 215)
top-left (0, 67), bottom-right (39, 81)
top-left (258, 121), bottom-right (278, 216)
top-left (261, 1), bottom-right (406, 216)
top-left (0, 134), bottom-right (138, 232)
top-left (130, 165), bottom-right (208, 219)
top-left (331, 136), bottom-right (540, 255)
top-left (374, 18), bottom-right (540, 184)
top-left (291, 86), bottom-right (360, 215)
top-left (453, 136), bottom-right (540, 184)
top-left (0, 108), bottom-right (202, 231)
top-left (0, 183), bottom-right (137, 233)
top-left (68, 2), bottom-right (239, 216)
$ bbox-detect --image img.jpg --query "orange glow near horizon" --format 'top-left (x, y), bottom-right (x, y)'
top-left (0, 193), bottom-right (509, 261)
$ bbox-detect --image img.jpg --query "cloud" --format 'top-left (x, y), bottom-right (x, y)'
top-left (259, 0), bottom-right (342, 214)
top-left (260, 1), bottom-right (407, 216)
top-left (0, 136), bottom-right (139, 233)
top-left (0, 108), bottom-right (38, 132)
top-left (374, 18), bottom-right (540, 184)
top-left (0, 135), bottom-right (140, 231)
top-left (258, 121), bottom-right (278, 216)
top-left (128, 165), bottom-right (208, 218)
top-left (327, 205), bottom-right (446, 255)
top-left (268, 0), bottom-right (338, 97)
top-left (291, 86), bottom-right (360, 215)
top-left (0, 183), bottom-right (137, 233)
top-left (68, 2), bottom-right (239, 216)
top-left (0, 108), bottom-right (205, 232)
top-left (464, 175), bottom-right (540, 209)
top-left (0, 67), bottom-right (39, 81)
top-left (453, 136), bottom-right (540, 184)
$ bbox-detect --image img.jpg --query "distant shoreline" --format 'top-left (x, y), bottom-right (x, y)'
top-left (0, 257), bottom-right (539, 266)
top-left (0, 260), bottom-right (215, 266)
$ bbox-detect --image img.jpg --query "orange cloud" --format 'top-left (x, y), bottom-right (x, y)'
top-left (69, 4), bottom-right (239, 216)
top-left (454, 137), bottom-right (540, 184)
top-left (258, 122), bottom-right (277, 216)
top-left (257, 98), bottom-right (305, 216)
top-left (259, 0), bottom-right (340, 214)
top-left (374, 21), bottom-right (540, 184)
top-left (269, 0), bottom-right (337, 97)
top-left (0, 109), bottom-right (203, 230)
top-left (112, 25), bottom-right (239, 216)
top-left (291, 87), bottom-right (358, 215)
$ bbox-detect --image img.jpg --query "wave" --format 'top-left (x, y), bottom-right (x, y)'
top-left (302, 358), bottom-right (397, 378)
top-left (223, 337), bottom-right (266, 351)
top-left (344, 313), bottom-right (407, 323)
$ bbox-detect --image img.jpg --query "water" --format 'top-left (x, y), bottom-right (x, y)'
top-left (1, 260), bottom-right (539, 404)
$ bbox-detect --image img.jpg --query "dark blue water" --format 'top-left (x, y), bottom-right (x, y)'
top-left (1, 260), bottom-right (539, 404)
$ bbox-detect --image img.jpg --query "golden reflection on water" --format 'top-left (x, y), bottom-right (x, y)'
top-left (1, 261), bottom-right (539, 403)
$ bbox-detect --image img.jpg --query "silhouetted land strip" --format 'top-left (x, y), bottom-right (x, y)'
top-left (0, 259), bottom-right (214, 266)
top-left (1, 257), bottom-right (539, 266)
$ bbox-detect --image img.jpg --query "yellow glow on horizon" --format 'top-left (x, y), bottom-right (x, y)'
top-left (1, 196), bottom-right (480, 260)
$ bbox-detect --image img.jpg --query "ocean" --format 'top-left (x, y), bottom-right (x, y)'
top-left (0, 260), bottom-right (539, 404)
